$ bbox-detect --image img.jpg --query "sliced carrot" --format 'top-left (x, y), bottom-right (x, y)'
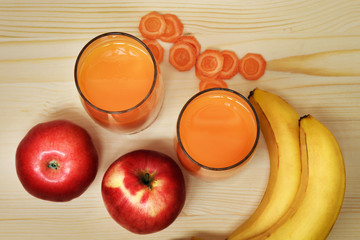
top-left (142, 39), bottom-right (164, 64)
top-left (195, 49), bottom-right (224, 78)
top-left (238, 53), bottom-right (266, 80)
top-left (139, 11), bottom-right (166, 39)
top-left (159, 14), bottom-right (184, 43)
top-left (195, 67), bottom-right (219, 82)
top-left (199, 78), bottom-right (228, 91)
top-left (220, 50), bottom-right (239, 79)
top-left (177, 35), bottom-right (201, 57)
top-left (169, 41), bottom-right (197, 71)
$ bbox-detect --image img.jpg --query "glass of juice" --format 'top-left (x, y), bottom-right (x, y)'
top-left (175, 88), bottom-right (260, 180)
top-left (74, 32), bottom-right (164, 134)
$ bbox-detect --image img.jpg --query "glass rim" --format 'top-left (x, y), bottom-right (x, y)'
top-left (176, 88), bottom-right (260, 171)
top-left (74, 32), bottom-right (158, 114)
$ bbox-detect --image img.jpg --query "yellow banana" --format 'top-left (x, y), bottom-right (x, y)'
top-left (228, 89), bottom-right (302, 240)
top-left (251, 114), bottom-right (346, 240)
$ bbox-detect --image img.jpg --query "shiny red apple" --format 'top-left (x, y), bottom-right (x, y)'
top-left (16, 120), bottom-right (98, 202)
top-left (101, 150), bottom-right (186, 234)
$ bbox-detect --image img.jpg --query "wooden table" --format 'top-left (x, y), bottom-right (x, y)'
top-left (1, 1), bottom-right (359, 239)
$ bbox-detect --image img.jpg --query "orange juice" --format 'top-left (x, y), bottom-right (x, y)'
top-left (176, 88), bottom-right (259, 179)
top-left (75, 32), bottom-right (164, 133)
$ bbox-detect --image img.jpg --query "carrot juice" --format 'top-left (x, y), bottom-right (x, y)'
top-left (75, 32), bottom-right (164, 134)
top-left (176, 88), bottom-right (259, 179)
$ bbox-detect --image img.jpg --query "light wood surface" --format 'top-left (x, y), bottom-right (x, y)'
top-left (1, 1), bottom-right (359, 239)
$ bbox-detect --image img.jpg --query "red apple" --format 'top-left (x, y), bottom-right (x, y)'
top-left (16, 120), bottom-right (98, 202)
top-left (101, 150), bottom-right (186, 234)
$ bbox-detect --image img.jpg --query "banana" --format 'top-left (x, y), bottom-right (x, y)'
top-left (251, 114), bottom-right (346, 240)
top-left (228, 89), bottom-right (302, 240)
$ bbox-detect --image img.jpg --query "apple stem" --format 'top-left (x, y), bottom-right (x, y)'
top-left (142, 172), bottom-right (153, 189)
top-left (144, 172), bottom-right (150, 184)
top-left (48, 160), bottom-right (59, 170)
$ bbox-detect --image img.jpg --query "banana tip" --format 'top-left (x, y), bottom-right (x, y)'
top-left (299, 114), bottom-right (311, 126)
top-left (248, 88), bottom-right (257, 99)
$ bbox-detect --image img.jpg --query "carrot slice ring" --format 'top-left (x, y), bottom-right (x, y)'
top-left (195, 67), bottom-right (219, 82)
top-left (238, 53), bottom-right (266, 80)
top-left (220, 50), bottom-right (239, 79)
top-left (139, 11), bottom-right (166, 39)
top-left (195, 49), bottom-right (224, 78)
top-left (177, 35), bottom-right (201, 57)
top-left (142, 39), bottom-right (164, 64)
top-left (199, 79), bottom-right (228, 91)
top-left (169, 41), bottom-right (197, 71)
top-left (159, 14), bottom-right (184, 43)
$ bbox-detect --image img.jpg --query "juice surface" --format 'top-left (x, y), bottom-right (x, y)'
top-left (179, 90), bottom-right (258, 169)
top-left (77, 35), bottom-right (155, 112)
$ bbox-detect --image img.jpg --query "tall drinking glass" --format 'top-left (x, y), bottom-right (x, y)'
top-left (75, 32), bottom-right (164, 134)
top-left (175, 88), bottom-right (260, 180)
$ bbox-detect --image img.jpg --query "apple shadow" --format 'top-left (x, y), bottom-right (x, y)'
top-left (135, 137), bottom-right (177, 160)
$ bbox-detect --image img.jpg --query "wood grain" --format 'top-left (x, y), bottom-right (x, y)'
top-left (0, 0), bottom-right (359, 239)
